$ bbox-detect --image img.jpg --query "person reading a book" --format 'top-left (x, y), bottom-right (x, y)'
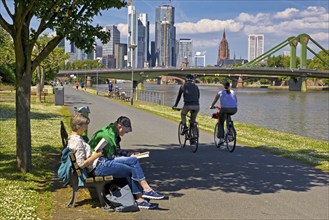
top-left (88, 116), bottom-right (164, 209)
top-left (67, 113), bottom-right (103, 174)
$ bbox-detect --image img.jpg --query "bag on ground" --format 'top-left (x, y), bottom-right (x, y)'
top-left (105, 184), bottom-right (139, 212)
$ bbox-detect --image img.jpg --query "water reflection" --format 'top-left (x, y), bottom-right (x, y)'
top-left (98, 83), bottom-right (329, 141)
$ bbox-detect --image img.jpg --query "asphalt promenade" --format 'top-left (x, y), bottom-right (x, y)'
top-left (58, 85), bottom-right (328, 219)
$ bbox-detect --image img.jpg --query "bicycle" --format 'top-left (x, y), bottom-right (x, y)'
top-left (173, 107), bottom-right (199, 153)
top-left (211, 106), bottom-right (237, 152)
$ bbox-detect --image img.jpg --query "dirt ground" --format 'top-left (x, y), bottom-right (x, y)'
top-left (50, 155), bottom-right (138, 220)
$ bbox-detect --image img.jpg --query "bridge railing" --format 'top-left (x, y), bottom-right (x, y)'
top-left (136, 90), bottom-right (165, 105)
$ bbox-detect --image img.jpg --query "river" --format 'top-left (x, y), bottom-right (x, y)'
top-left (96, 83), bottom-right (329, 141)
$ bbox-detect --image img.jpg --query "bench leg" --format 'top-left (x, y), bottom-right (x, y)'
top-left (95, 184), bottom-right (107, 207)
top-left (66, 185), bottom-right (78, 208)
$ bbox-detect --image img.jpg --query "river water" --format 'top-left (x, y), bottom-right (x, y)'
top-left (97, 83), bottom-right (329, 141)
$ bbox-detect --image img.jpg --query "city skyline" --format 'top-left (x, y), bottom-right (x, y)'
top-left (93, 0), bottom-right (329, 65)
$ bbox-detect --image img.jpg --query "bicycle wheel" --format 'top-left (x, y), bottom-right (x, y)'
top-left (225, 126), bottom-right (236, 152)
top-left (188, 125), bottom-right (199, 153)
top-left (213, 122), bottom-right (220, 148)
top-left (178, 122), bottom-right (187, 148)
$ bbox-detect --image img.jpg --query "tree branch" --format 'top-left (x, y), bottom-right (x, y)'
top-left (32, 35), bottom-right (63, 71)
top-left (2, 0), bottom-right (13, 19)
top-left (0, 13), bottom-right (13, 35)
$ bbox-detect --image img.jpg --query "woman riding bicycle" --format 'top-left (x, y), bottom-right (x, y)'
top-left (172, 74), bottom-right (200, 134)
top-left (209, 81), bottom-right (238, 145)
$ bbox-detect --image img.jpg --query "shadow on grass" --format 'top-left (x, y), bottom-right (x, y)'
top-left (256, 145), bottom-right (329, 169)
top-left (0, 102), bottom-right (63, 120)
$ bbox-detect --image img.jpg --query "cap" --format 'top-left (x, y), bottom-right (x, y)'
top-left (74, 106), bottom-right (90, 116)
top-left (186, 74), bottom-right (194, 81)
top-left (117, 116), bottom-right (132, 132)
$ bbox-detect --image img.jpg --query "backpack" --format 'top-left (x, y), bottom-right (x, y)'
top-left (105, 184), bottom-right (139, 212)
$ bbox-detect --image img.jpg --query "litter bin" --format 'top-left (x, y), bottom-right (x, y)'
top-left (54, 86), bottom-right (64, 105)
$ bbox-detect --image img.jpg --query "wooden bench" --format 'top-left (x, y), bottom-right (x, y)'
top-left (60, 121), bottom-right (113, 208)
top-left (31, 88), bottom-right (48, 102)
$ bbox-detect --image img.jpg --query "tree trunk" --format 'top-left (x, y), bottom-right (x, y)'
top-left (36, 66), bottom-right (41, 103)
top-left (16, 66), bottom-right (32, 172)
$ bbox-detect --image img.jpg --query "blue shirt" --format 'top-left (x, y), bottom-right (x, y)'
top-left (219, 90), bottom-right (237, 108)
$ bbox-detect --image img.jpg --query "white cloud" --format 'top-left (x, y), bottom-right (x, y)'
top-left (176, 19), bottom-right (243, 34)
top-left (236, 12), bottom-right (271, 24)
top-left (311, 32), bottom-right (329, 41)
top-left (300, 6), bottom-right (327, 17)
top-left (274, 8), bottom-right (299, 19)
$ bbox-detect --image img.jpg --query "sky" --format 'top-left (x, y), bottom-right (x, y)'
top-left (93, 0), bottom-right (329, 65)
top-left (1, 0), bottom-right (328, 66)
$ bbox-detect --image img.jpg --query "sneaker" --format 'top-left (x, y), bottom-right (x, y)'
top-left (136, 200), bottom-right (158, 209)
top-left (181, 125), bottom-right (188, 135)
top-left (218, 138), bottom-right (225, 146)
top-left (142, 190), bottom-right (165, 200)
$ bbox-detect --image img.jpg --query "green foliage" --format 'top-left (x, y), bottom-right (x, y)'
top-left (308, 50), bottom-right (329, 70)
top-left (0, 64), bottom-right (15, 84)
top-left (267, 55), bottom-right (300, 68)
top-left (0, 26), bottom-right (15, 65)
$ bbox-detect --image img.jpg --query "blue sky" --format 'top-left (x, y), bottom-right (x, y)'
top-left (94, 0), bottom-right (329, 65)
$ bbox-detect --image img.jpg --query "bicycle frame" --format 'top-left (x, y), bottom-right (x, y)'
top-left (173, 107), bottom-right (199, 153)
top-left (211, 106), bottom-right (236, 152)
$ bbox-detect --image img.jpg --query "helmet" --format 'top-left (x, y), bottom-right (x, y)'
top-left (185, 74), bottom-right (194, 81)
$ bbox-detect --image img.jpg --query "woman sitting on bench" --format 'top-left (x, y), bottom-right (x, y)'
top-left (67, 113), bottom-right (103, 174)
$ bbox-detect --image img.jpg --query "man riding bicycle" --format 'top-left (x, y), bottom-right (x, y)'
top-left (172, 74), bottom-right (200, 134)
top-left (210, 81), bottom-right (237, 145)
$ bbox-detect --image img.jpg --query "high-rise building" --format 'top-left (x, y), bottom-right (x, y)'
top-left (176, 38), bottom-right (193, 68)
top-left (155, 4), bottom-right (176, 67)
top-left (114, 43), bottom-right (128, 69)
top-left (217, 30), bottom-right (230, 65)
top-left (128, 4), bottom-right (138, 68)
top-left (248, 34), bottom-right (264, 61)
top-left (137, 13), bottom-right (149, 68)
top-left (102, 25), bottom-right (120, 57)
top-left (58, 38), bottom-right (88, 62)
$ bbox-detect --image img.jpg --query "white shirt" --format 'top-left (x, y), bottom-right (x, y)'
top-left (67, 134), bottom-right (97, 172)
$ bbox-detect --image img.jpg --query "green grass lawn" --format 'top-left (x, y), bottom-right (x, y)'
top-left (0, 101), bottom-right (70, 219)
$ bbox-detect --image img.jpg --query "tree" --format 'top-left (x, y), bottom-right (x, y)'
top-left (33, 34), bottom-right (69, 102)
top-left (0, 26), bottom-right (15, 84)
top-left (308, 50), bottom-right (329, 71)
top-left (0, 0), bottom-right (126, 172)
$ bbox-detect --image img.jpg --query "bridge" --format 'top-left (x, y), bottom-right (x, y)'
top-left (57, 33), bottom-right (329, 91)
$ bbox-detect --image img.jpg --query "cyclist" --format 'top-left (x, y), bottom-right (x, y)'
top-left (209, 81), bottom-right (237, 145)
top-left (172, 74), bottom-right (200, 134)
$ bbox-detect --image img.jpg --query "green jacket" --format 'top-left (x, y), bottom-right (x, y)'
top-left (88, 123), bottom-right (119, 159)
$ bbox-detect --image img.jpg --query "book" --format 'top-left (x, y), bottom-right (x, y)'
top-left (94, 138), bottom-right (108, 152)
top-left (131, 151), bottom-right (150, 159)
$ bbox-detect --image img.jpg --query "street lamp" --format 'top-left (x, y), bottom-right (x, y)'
top-left (129, 44), bottom-right (137, 105)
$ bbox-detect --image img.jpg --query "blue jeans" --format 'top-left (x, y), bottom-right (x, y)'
top-left (94, 156), bottom-right (144, 194)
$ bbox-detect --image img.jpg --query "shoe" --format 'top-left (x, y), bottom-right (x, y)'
top-left (136, 200), bottom-right (158, 209)
top-left (217, 138), bottom-right (225, 146)
top-left (142, 190), bottom-right (165, 200)
top-left (181, 125), bottom-right (188, 135)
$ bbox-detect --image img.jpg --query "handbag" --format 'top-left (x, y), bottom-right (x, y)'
top-left (105, 184), bottom-right (139, 212)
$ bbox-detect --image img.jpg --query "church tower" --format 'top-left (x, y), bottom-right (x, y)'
top-left (217, 30), bottom-right (230, 65)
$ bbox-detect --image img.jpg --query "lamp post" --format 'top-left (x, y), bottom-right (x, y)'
top-left (129, 44), bottom-right (137, 105)
top-left (96, 68), bottom-right (99, 95)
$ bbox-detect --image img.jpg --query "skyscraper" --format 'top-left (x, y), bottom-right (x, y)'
top-left (102, 25), bottom-right (120, 57)
top-left (102, 25), bottom-right (120, 68)
top-left (137, 13), bottom-right (149, 68)
top-left (248, 34), bottom-right (264, 61)
top-left (127, 3), bottom-right (138, 68)
top-left (217, 30), bottom-right (230, 65)
top-left (176, 38), bottom-right (193, 68)
top-left (155, 4), bottom-right (176, 67)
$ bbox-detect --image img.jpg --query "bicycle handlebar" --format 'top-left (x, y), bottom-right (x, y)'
top-left (172, 107), bottom-right (182, 111)
top-left (210, 106), bottom-right (221, 110)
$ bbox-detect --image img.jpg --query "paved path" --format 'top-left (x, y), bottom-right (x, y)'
top-left (62, 86), bottom-right (328, 219)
